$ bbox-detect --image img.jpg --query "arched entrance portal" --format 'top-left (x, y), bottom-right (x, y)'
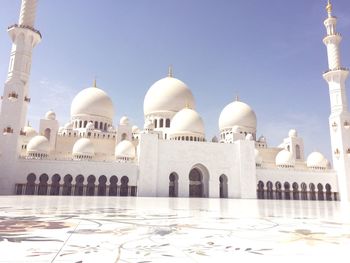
top-left (189, 165), bottom-right (209, 198)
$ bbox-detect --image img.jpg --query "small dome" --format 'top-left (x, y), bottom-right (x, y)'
top-left (258, 136), bottom-right (266, 143)
top-left (45, 110), bottom-right (56, 120)
top-left (170, 108), bottom-right (205, 138)
top-left (288, 129), bottom-right (298, 138)
top-left (276, 149), bottom-right (295, 167)
top-left (73, 138), bottom-right (94, 157)
top-left (115, 140), bottom-right (135, 159)
top-left (144, 76), bottom-right (195, 116)
top-left (307, 152), bottom-right (328, 169)
top-left (144, 119), bottom-right (155, 130)
top-left (255, 149), bottom-right (263, 166)
top-left (120, 116), bottom-right (129, 125)
top-left (219, 100), bottom-right (257, 132)
top-left (71, 87), bottom-right (114, 120)
top-left (86, 122), bottom-right (95, 130)
top-left (27, 135), bottom-right (50, 155)
top-left (64, 122), bottom-right (73, 129)
top-left (132, 125), bottom-right (140, 133)
top-left (23, 126), bottom-right (37, 137)
top-left (245, 134), bottom-right (254, 141)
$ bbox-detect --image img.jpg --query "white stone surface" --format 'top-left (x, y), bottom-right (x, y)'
top-left (0, 196), bottom-right (349, 262)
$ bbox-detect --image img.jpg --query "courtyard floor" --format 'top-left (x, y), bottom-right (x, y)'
top-left (0, 196), bottom-right (349, 262)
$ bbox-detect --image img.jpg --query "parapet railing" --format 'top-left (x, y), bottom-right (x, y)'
top-left (8, 24), bottom-right (42, 38)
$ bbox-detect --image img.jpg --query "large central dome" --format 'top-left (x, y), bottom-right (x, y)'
top-left (143, 76), bottom-right (195, 116)
top-left (71, 87), bottom-right (114, 120)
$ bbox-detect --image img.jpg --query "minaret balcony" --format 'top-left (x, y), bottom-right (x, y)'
top-left (323, 67), bottom-right (349, 74)
top-left (323, 33), bottom-right (342, 45)
top-left (7, 24), bottom-right (42, 39)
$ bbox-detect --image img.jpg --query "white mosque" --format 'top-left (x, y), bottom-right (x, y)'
top-left (0, 0), bottom-right (349, 201)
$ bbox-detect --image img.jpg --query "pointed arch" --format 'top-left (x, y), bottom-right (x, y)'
top-left (284, 182), bottom-right (291, 200)
top-left (325, 183), bottom-right (332, 201)
top-left (98, 175), bottom-right (107, 196)
top-left (44, 128), bottom-right (51, 140)
top-left (275, 181), bottom-right (282, 199)
top-left (300, 182), bottom-right (307, 200)
top-left (257, 181), bottom-right (265, 199)
top-left (219, 174), bottom-right (228, 198)
top-left (120, 176), bottom-right (129, 196)
top-left (189, 164), bottom-right (209, 198)
top-left (38, 174), bottom-right (49, 195)
top-left (309, 183), bottom-right (316, 200)
top-left (50, 174), bottom-right (61, 195)
top-left (266, 181), bottom-right (273, 199)
top-left (86, 175), bottom-right (96, 196)
top-left (109, 176), bottom-right (118, 196)
top-left (317, 183), bottom-right (324, 201)
top-left (25, 173), bottom-right (36, 195)
top-left (62, 174), bottom-right (73, 196)
top-left (169, 172), bottom-right (179, 197)
top-left (292, 182), bottom-right (299, 200)
top-left (74, 175), bottom-right (84, 196)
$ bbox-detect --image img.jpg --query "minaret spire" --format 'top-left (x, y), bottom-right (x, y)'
top-left (322, 1), bottom-right (350, 201)
top-left (326, 0), bottom-right (333, 18)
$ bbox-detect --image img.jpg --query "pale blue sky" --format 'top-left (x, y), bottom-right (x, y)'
top-left (1, 0), bottom-right (350, 160)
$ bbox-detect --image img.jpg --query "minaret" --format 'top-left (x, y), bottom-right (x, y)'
top-left (0, 0), bottom-right (41, 157)
top-left (322, 0), bottom-right (350, 201)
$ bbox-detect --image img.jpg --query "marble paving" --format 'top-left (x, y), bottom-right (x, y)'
top-left (0, 196), bottom-right (349, 262)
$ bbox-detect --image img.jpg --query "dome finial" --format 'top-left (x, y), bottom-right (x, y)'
top-left (168, 65), bottom-right (173, 77)
top-left (326, 0), bottom-right (333, 17)
top-left (185, 100), bottom-right (191, 109)
top-left (235, 95), bottom-right (239, 101)
top-left (93, 77), bottom-right (97, 88)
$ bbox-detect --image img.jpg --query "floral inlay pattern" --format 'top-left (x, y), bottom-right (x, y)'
top-left (0, 196), bottom-right (349, 262)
